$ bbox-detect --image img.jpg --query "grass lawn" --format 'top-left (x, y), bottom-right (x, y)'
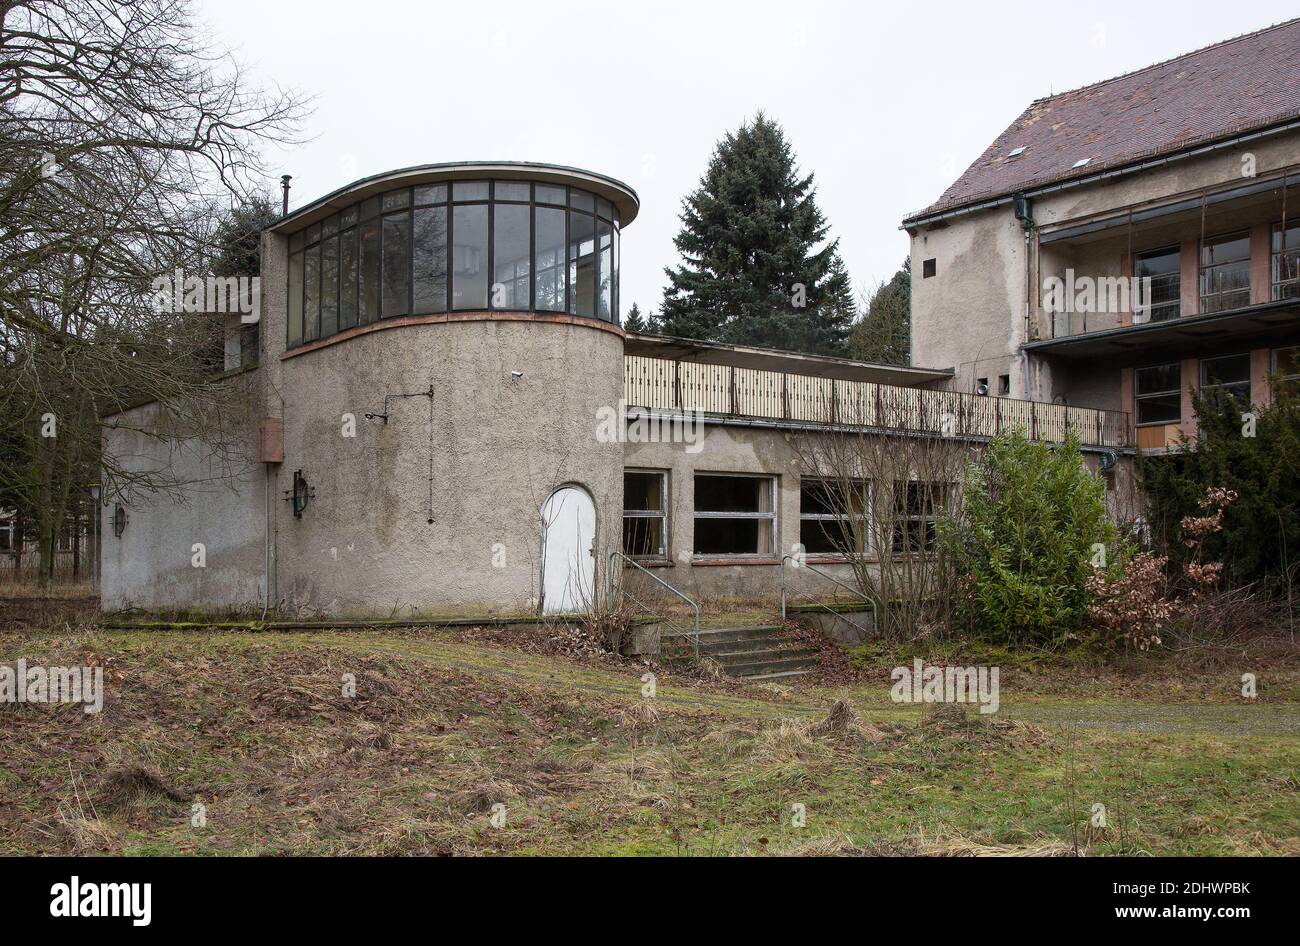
top-left (2, 599), bottom-right (1297, 856)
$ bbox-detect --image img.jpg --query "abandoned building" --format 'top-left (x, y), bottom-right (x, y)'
top-left (100, 160), bottom-right (1132, 619)
top-left (905, 18), bottom-right (1300, 451)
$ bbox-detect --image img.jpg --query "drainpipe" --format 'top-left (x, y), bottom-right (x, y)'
top-left (261, 466), bottom-right (271, 620)
top-left (90, 484), bottom-right (99, 596)
top-left (1014, 195), bottom-right (1035, 400)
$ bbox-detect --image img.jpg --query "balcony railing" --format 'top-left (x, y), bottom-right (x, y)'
top-left (624, 355), bottom-right (1132, 448)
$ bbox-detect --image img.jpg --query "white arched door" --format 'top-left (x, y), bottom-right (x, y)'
top-left (540, 486), bottom-right (596, 614)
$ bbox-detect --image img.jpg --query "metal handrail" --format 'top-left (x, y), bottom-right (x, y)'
top-left (780, 554), bottom-right (877, 639)
top-left (607, 551), bottom-right (702, 659)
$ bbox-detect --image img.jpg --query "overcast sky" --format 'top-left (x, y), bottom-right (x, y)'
top-left (198, 0), bottom-right (1298, 317)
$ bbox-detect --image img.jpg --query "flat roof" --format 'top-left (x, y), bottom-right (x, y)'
top-left (269, 161), bottom-right (640, 234)
top-left (624, 333), bottom-right (953, 386)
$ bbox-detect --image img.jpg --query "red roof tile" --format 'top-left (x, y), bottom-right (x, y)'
top-left (904, 19), bottom-right (1300, 223)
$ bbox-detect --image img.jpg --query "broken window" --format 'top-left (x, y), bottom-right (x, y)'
top-left (1134, 246), bottom-right (1181, 322)
top-left (892, 481), bottom-right (949, 554)
top-left (623, 470), bottom-right (668, 558)
top-left (1200, 231), bottom-right (1251, 313)
top-left (1272, 222), bottom-right (1300, 301)
top-left (693, 474), bottom-right (775, 556)
top-left (799, 478), bottom-right (869, 555)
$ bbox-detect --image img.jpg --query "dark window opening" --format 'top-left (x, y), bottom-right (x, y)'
top-left (1200, 353), bottom-right (1251, 409)
top-left (693, 474), bottom-right (775, 556)
top-left (997, 374), bottom-right (1011, 396)
top-left (239, 322), bottom-right (259, 367)
top-left (800, 478), bottom-right (869, 555)
top-left (892, 481), bottom-right (947, 554)
top-left (1134, 363), bottom-right (1181, 426)
top-left (922, 258), bottom-right (936, 278)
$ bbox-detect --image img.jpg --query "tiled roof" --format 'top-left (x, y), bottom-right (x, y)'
top-left (904, 19), bottom-right (1300, 223)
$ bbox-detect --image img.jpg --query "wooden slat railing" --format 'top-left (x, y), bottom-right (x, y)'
top-left (624, 355), bottom-right (1132, 448)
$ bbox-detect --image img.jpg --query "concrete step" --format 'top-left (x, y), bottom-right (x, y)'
top-left (722, 654), bottom-right (821, 677)
top-left (787, 600), bottom-right (874, 614)
top-left (708, 646), bottom-right (820, 666)
top-left (660, 624), bottom-right (784, 643)
top-left (663, 639), bottom-right (775, 658)
top-left (744, 669), bottom-right (812, 682)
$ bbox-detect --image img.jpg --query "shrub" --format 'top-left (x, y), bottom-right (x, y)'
top-left (941, 430), bottom-right (1118, 645)
top-left (1084, 551), bottom-right (1174, 650)
top-left (1140, 381), bottom-right (1300, 584)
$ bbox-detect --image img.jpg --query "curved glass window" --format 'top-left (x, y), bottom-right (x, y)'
top-left (287, 178), bottom-right (621, 347)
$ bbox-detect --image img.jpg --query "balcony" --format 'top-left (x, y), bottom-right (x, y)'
top-left (1029, 170), bottom-right (1300, 362)
top-left (624, 355), bottom-right (1132, 448)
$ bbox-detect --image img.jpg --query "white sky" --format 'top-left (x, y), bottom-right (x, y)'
top-left (197, 0), bottom-right (1299, 317)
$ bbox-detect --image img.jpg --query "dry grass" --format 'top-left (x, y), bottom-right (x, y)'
top-left (1, 608), bottom-right (1297, 855)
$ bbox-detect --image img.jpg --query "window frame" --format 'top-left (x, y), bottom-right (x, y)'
top-left (1133, 244), bottom-right (1181, 323)
top-left (623, 469), bottom-right (670, 559)
top-left (799, 477), bottom-right (871, 557)
top-left (890, 480), bottom-right (950, 556)
top-left (1272, 221), bottom-right (1300, 301)
top-left (1134, 362), bottom-right (1182, 427)
top-left (1199, 352), bottom-right (1252, 409)
top-left (1273, 345), bottom-right (1300, 382)
top-left (692, 472), bottom-right (778, 559)
top-left (286, 179), bottom-right (623, 349)
top-left (1199, 229), bottom-right (1252, 314)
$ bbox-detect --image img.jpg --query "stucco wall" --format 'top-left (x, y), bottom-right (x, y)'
top-left (266, 317), bottom-right (624, 616)
top-left (910, 212), bottom-right (1028, 396)
top-left (909, 131), bottom-right (1300, 409)
top-left (100, 399), bottom-right (265, 612)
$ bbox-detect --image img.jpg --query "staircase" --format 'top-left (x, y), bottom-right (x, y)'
top-left (659, 624), bottom-right (820, 680)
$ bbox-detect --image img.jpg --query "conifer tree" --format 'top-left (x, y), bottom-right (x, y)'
top-left (659, 113), bottom-right (855, 355)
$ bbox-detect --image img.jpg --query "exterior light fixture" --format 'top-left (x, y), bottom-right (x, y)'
top-left (285, 470), bottom-right (314, 518)
top-left (112, 504), bottom-right (127, 539)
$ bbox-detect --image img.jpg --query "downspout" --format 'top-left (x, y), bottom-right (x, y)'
top-left (261, 465), bottom-right (271, 621)
top-left (1014, 195), bottom-right (1035, 400)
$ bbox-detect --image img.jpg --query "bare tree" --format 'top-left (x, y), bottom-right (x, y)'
top-left (787, 397), bottom-right (980, 639)
top-left (0, 0), bottom-right (306, 584)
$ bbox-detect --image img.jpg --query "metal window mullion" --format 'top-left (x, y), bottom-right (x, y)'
top-left (529, 183), bottom-right (536, 311)
top-left (564, 190), bottom-right (571, 315)
top-left (408, 193), bottom-right (414, 317)
top-left (487, 181), bottom-right (495, 311)
top-left (446, 196), bottom-right (454, 313)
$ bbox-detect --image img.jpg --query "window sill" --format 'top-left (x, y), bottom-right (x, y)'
top-left (690, 557), bottom-right (781, 567)
top-left (624, 556), bottom-right (674, 568)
